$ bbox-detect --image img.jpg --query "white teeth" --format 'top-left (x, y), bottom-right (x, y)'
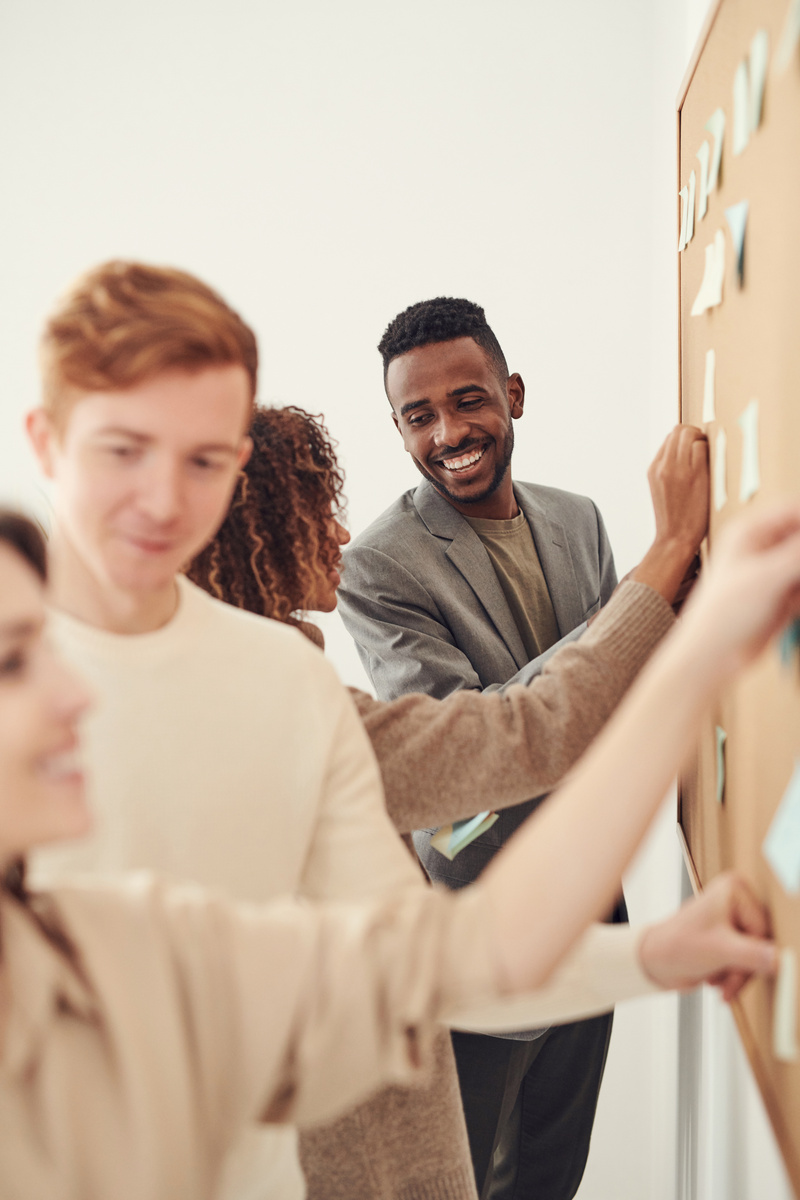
top-left (441, 447), bottom-right (485, 472)
top-left (39, 749), bottom-right (83, 779)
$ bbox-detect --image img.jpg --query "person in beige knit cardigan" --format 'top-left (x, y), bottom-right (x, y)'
top-left (190, 404), bottom-right (707, 1200)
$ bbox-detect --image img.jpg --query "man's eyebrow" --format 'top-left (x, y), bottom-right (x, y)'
top-left (448, 384), bottom-right (489, 398)
top-left (399, 399), bottom-right (430, 417)
top-left (93, 427), bottom-right (238, 454)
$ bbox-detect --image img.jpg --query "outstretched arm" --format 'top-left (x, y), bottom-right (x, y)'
top-left (482, 502), bottom-right (800, 995)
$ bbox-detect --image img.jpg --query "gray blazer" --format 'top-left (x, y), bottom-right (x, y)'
top-left (338, 478), bottom-right (618, 887)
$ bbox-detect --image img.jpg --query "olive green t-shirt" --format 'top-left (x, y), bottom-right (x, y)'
top-left (465, 509), bottom-right (560, 660)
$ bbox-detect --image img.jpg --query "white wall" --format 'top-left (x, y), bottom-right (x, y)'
top-left (0, 2), bottom-right (792, 1197)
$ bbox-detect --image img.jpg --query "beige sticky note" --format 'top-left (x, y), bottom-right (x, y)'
top-left (691, 229), bottom-right (725, 316)
top-left (733, 60), bottom-right (750, 154)
top-left (738, 399), bottom-right (760, 502)
top-left (777, 0), bottom-right (800, 72)
top-left (773, 948), bottom-right (799, 1063)
top-left (686, 170), bottom-right (696, 245)
top-left (696, 141), bottom-right (711, 221)
top-left (703, 349), bottom-right (716, 422)
top-left (714, 428), bottom-right (728, 511)
top-left (705, 108), bottom-right (726, 192)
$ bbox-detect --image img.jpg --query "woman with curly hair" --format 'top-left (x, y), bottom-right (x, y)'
top-left (187, 408), bottom-right (720, 1200)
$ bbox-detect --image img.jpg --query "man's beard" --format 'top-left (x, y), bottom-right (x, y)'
top-left (415, 425), bottom-right (515, 507)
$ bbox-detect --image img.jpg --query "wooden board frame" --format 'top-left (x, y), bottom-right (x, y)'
top-left (676, 1), bottom-right (800, 1193)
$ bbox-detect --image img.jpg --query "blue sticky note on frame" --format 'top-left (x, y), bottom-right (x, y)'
top-left (430, 811), bottom-right (499, 860)
top-left (764, 760), bottom-right (800, 893)
top-left (779, 618), bottom-right (800, 668)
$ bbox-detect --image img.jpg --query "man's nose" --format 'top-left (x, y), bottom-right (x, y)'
top-left (139, 461), bottom-right (182, 523)
top-left (433, 411), bottom-right (472, 451)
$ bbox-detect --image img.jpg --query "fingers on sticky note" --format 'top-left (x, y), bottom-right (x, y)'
top-left (773, 948), bottom-right (799, 1063)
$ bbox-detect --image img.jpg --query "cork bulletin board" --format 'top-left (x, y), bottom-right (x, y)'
top-left (677, 0), bottom-right (800, 1190)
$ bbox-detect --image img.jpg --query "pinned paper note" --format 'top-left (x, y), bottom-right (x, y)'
top-left (773, 948), bottom-right (799, 1063)
top-left (702, 349), bottom-right (716, 422)
top-left (715, 726), bottom-right (727, 804)
top-left (725, 201), bottom-right (749, 286)
top-left (749, 30), bottom-right (769, 131)
top-left (777, 0), bottom-right (800, 71)
top-left (679, 186), bottom-right (690, 252)
top-left (733, 60), bottom-right (750, 154)
top-left (764, 760), bottom-right (800, 893)
top-left (714, 428), bottom-right (728, 511)
top-left (779, 618), bottom-right (800, 668)
top-left (696, 142), bottom-right (711, 221)
top-left (738, 399), bottom-right (760, 501)
top-left (691, 229), bottom-right (725, 316)
top-left (430, 811), bottom-right (498, 860)
top-left (686, 171), bottom-right (696, 245)
top-left (705, 108), bottom-right (726, 193)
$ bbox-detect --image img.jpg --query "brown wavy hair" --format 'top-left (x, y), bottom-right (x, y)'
top-left (187, 405), bottom-right (346, 621)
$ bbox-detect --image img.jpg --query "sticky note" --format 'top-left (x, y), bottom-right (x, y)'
top-left (679, 186), bottom-right (690, 252)
top-left (773, 948), bottom-right (799, 1063)
top-left (714, 428), bottom-right (728, 511)
top-left (779, 618), bottom-right (800, 668)
top-left (749, 30), bottom-right (769, 132)
top-left (777, 0), bottom-right (800, 72)
top-left (686, 170), bottom-right (696, 245)
top-left (733, 60), bottom-right (750, 155)
top-left (738, 399), bottom-right (760, 501)
top-left (715, 726), bottom-right (727, 804)
top-left (705, 108), bottom-right (726, 193)
top-left (430, 811), bottom-right (499, 860)
top-left (725, 201), bottom-right (749, 286)
top-left (702, 349), bottom-right (716, 422)
top-left (764, 760), bottom-right (800, 893)
top-left (696, 142), bottom-right (711, 221)
top-left (691, 229), bottom-right (725, 316)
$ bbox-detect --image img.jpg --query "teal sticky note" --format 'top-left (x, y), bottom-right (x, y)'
top-left (779, 618), bottom-right (800, 668)
top-left (430, 811), bottom-right (499, 860)
top-left (764, 760), bottom-right (800, 893)
top-left (716, 726), bottom-right (727, 804)
top-left (725, 200), bottom-right (749, 285)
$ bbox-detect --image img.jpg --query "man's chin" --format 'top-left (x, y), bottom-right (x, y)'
top-left (418, 465), bottom-right (500, 508)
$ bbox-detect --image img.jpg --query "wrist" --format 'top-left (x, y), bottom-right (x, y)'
top-left (631, 538), bottom-right (699, 603)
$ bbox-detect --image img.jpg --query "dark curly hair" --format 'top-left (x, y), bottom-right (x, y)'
top-left (378, 297), bottom-right (508, 386)
top-left (186, 405), bottom-right (346, 622)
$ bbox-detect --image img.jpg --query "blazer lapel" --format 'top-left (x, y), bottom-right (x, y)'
top-left (516, 486), bottom-right (585, 637)
top-left (413, 482), bottom-right (529, 667)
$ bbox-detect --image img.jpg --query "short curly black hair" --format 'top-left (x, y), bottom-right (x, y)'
top-left (378, 297), bottom-right (508, 387)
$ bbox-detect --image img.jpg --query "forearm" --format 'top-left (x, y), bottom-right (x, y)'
top-left (353, 581), bottom-right (675, 831)
top-left (481, 617), bottom-right (724, 993)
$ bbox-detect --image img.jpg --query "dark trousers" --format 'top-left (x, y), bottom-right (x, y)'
top-left (452, 1011), bottom-right (613, 1200)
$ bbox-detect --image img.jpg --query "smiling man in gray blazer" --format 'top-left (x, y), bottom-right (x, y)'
top-left (338, 297), bottom-right (703, 1200)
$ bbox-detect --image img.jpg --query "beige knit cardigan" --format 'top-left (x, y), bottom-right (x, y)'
top-left (299, 580), bottom-right (675, 1200)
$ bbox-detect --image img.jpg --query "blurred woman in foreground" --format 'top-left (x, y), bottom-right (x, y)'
top-left (1, 501), bottom-right (796, 1196)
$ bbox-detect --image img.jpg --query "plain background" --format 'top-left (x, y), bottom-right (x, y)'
top-left (0, 2), bottom-right (793, 1196)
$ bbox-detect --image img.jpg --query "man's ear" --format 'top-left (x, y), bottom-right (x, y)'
top-left (25, 408), bottom-right (59, 479)
top-left (508, 373), bottom-right (525, 419)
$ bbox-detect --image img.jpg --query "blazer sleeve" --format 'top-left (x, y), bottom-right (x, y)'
top-left (349, 581), bottom-right (675, 833)
top-left (338, 500), bottom-right (619, 703)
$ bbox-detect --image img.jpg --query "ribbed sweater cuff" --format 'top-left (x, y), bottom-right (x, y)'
top-left (398, 1164), bottom-right (479, 1200)
top-left (584, 580), bottom-right (675, 671)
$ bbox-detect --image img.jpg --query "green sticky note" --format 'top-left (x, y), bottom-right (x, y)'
top-left (716, 726), bottom-right (727, 804)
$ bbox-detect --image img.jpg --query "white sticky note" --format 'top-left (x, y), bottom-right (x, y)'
top-left (691, 229), bottom-right (725, 316)
top-left (749, 30), bottom-right (769, 131)
top-left (777, 0), bottom-right (800, 72)
top-left (764, 759), bottom-right (800, 893)
top-left (738, 399), bottom-right (760, 501)
top-left (733, 60), bottom-right (750, 155)
top-left (715, 726), bottom-right (727, 804)
top-left (696, 141), bottom-right (711, 221)
top-left (703, 349), bottom-right (716, 422)
top-left (679, 186), bottom-right (690, 252)
top-left (714, 427), bottom-right (728, 511)
top-left (430, 811), bottom-right (498, 860)
top-left (774, 948), bottom-right (799, 1063)
top-left (725, 200), bottom-right (749, 286)
top-left (705, 108), bottom-right (726, 192)
top-left (687, 170), bottom-right (696, 244)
